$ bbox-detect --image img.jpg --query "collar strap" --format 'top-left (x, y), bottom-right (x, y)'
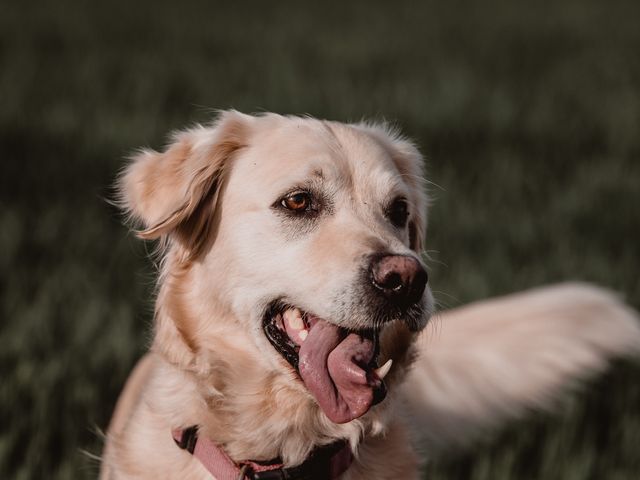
top-left (172, 426), bottom-right (353, 480)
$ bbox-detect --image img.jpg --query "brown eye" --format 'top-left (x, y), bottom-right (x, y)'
top-left (281, 191), bottom-right (311, 212)
top-left (388, 198), bottom-right (409, 228)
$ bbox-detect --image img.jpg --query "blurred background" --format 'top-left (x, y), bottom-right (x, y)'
top-left (1, 0), bottom-right (639, 478)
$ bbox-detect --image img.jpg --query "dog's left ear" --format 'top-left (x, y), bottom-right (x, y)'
top-left (117, 110), bottom-right (252, 257)
top-left (389, 137), bottom-right (428, 253)
top-left (353, 123), bottom-right (428, 253)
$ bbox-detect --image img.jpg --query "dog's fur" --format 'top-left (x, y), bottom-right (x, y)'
top-left (101, 111), bottom-right (640, 479)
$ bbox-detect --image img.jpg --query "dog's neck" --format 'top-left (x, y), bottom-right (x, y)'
top-left (149, 275), bottom-right (364, 465)
top-left (150, 312), bottom-right (378, 466)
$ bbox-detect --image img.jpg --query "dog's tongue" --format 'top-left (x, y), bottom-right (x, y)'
top-left (297, 320), bottom-right (382, 423)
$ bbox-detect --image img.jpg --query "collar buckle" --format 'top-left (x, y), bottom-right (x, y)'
top-left (173, 426), bottom-right (198, 454)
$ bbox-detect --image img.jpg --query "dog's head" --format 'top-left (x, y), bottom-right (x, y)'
top-left (119, 111), bottom-right (433, 427)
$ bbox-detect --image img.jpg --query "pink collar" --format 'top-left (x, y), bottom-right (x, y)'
top-left (172, 427), bottom-right (353, 480)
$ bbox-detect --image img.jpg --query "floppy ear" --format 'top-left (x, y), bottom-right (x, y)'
top-left (117, 110), bottom-right (252, 256)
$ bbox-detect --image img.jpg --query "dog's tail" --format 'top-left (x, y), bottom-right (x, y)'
top-left (402, 282), bottom-right (640, 450)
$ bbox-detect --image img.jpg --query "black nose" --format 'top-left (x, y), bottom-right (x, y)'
top-left (370, 254), bottom-right (428, 305)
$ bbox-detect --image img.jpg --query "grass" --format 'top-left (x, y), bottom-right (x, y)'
top-left (1, 0), bottom-right (639, 478)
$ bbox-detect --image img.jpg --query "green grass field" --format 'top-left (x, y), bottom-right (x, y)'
top-left (1, 1), bottom-right (639, 478)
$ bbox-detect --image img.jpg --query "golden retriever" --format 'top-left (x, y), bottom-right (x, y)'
top-left (101, 111), bottom-right (640, 479)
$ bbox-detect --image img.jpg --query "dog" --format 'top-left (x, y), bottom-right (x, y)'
top-left (101, 111), bottom-right (640, 479)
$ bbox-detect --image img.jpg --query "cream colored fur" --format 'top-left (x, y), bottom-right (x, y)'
top-left (403, 283), bottom-right (640, 453)
top-left (101, 112), bottom-right (640, 479)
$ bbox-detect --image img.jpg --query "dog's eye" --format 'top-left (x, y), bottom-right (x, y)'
top-left (388, 198), bottom-right (409, 228)
top-left (281, 191), bottom-right (311, 212)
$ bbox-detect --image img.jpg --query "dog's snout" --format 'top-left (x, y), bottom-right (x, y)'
top-left (370, 254), bottom-right (428, 305)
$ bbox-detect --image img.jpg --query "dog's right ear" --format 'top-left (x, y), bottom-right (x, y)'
top-left (117, 110), bottom-right (252, 256)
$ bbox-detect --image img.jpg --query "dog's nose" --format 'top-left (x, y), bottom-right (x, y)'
top-left (370, 254), bottom-right (428, 305)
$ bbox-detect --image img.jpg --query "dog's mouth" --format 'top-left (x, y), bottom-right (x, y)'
top-left (263, 303), bottom-right (391, 424)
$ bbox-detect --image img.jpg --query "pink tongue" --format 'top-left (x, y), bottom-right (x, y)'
top-left (297, 321), bottom-right (381, 424)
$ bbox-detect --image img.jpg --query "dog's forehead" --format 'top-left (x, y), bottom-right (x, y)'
top-left (233, 117), bottom-right (404, 195)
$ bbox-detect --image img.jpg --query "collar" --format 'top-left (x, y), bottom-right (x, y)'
top-left (172, 426), bottom-right (354, 480)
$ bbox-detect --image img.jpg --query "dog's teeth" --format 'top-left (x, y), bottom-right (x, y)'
top-left (283, 308), bottom-right (304, 330)
top-left (373, 359), bottom-right (393, 380)
top-left (299, 330), bottom-right (308, 341)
